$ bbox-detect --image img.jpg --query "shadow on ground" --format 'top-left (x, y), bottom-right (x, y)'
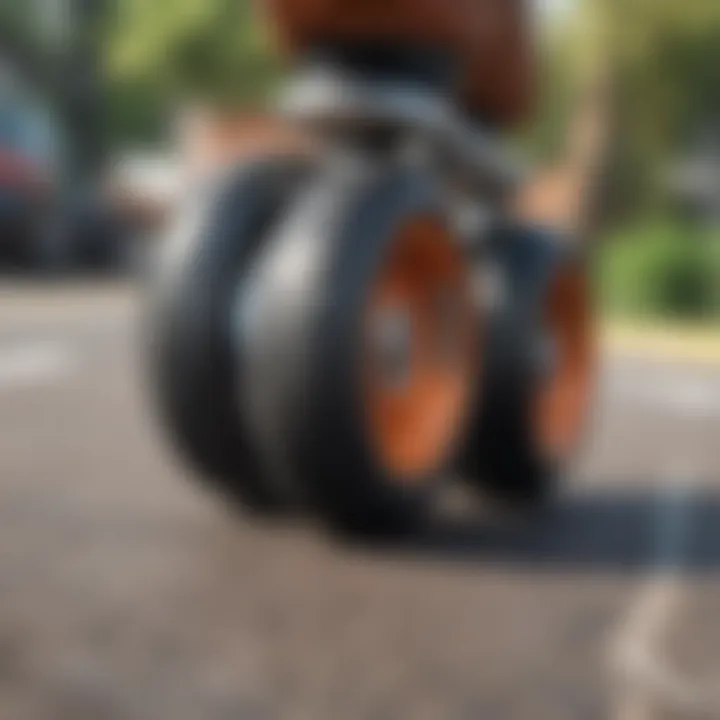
top-left (390, 486), bottom-right (720, 575)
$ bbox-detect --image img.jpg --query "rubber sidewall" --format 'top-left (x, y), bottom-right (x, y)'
top-left (242, 161), bottom-right (472, 535)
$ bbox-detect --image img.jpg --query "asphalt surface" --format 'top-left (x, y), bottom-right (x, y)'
top-left (0, 282), bottom-right (718, 720)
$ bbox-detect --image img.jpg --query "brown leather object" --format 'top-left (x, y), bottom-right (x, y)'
top-left (264, 0), bottom-right (535, 126)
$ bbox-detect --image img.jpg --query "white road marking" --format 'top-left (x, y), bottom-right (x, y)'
top-left (0, 342), bottom-right (77, 391)
top-left (609, 472), bottom-right (720, 718)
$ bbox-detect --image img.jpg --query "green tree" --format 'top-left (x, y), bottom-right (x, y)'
top-left (110, 0), bottom-right (282, 108)
top-left (605, 0), bottom-right (720, 214)
top-left (530, 0), bottom-right (720, 218)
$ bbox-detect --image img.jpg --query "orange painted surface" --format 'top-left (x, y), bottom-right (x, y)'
top-left (363, 217), bottom-right (478, 479)
top-left (264, 0), bottom-right (535, 125)
top-left (534, 268), bottom-right (595, 459)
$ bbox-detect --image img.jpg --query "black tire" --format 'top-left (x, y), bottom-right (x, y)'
top-left (241, 163), bottom-right (478, 537)
top-left (146, 156), bottom-right (310, 512)
top-left (460, 225), bottom-right (595, 506)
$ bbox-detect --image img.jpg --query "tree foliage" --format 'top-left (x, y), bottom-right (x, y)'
top-left (110, 0), bottom-right (282, 108)
top-left (606, 0), bottom-right (720, 212)
top-left (531, 0), bottom-right (720, 216)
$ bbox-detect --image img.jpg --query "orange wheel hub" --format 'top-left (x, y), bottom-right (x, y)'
top-left (364, 217), bottom-right (478, 480)
top-left (534, 267), bottom-right (594, 460)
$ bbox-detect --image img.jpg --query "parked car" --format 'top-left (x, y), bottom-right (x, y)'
top-left (0, 80), bottom-right (61, 269)
top-left (0, 57), bottom-right (126, 273)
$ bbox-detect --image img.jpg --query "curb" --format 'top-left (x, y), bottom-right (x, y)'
top-left (603, 323), bottom-right (720, 367)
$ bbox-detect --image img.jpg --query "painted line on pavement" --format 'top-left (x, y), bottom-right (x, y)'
top-left (609, 471), bottom-right (719, 719)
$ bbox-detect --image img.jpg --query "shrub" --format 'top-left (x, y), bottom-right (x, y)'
top-left (600, 219), bottom-right (720, 321)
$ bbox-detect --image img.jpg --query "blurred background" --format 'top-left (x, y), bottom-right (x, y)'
top-left (2, 0), bottom-right (719, 323)
top-left (0, 1), bottom-right (719, 719)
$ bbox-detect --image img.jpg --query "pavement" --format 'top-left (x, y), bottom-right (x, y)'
top-left (0, 282), bottom-right (718, 720)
